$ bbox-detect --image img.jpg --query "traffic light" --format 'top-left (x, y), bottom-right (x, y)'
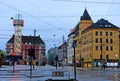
top-left (31, 48), bottom-right (35, 57)
top-left (55, 56), bottom-right (58, 61)
top-left (28, 49), bottom-right (32, 57)
top-left (28, 48), bottom-right (35, 57)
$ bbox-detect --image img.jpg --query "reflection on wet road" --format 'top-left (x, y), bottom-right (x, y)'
top-left (0, 65), bottom-right (120, 81)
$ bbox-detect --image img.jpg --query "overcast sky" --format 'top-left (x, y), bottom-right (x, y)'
top-left (0, 0), bottom-right (120, 52)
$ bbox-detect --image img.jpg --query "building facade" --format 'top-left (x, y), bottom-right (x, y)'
top-left (73, 9), bottom-right (120, 68)
top-left (6, 35), bottom-right (46, 65)
top-left (67, 23), bottom-right (79, 65)
top-left (58, 42), bottom-right (67, 64)
top-left (47, 47), bottom-right (58, 65)
top-left (67, 33), bottom-right (74, 65)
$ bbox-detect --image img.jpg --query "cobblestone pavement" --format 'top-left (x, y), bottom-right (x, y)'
top-left (0, 65), bottom-right (120, 81)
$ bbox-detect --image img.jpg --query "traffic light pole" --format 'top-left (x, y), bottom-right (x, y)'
top-left (73, 41), bottom-right (76, 80)
top-left (28, 47), bottom-right (35, 77)
top-left (13, 57), bottom-right (15, 72)
top-left (30, 57), bottom-right (32, 77)
top-left (33, 30), bottom-right (36, 69)
top-left (56, 61), bottom-right (57, 70)
top-left (55, 56), bottom-right (58, 70)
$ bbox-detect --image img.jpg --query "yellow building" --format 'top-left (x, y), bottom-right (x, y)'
top-left (74, 9), bottom-right (120, 68)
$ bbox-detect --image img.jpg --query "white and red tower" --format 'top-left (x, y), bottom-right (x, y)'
top-left (13, 14), bottom-right (24, 55)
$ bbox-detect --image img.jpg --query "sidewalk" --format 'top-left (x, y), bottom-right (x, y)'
top-left (65, 65), bottom-right (120, 72)
top-left (0, 65), bottom-right (44, 78)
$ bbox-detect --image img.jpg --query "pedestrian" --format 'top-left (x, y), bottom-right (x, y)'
top-left (62, 61), bottom-right (65, 68)
top-left (103, 63), bottom-right (106, 70)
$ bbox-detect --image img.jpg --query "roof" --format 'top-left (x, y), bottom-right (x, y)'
top-left (80, 9), bottom-right (91, 20)
top-left (68, 9), bottom-right (92, 36)
top-left (7, 35), bottom-right (45, 45)
top-left (68, 22), bottom-right (79, 37)
top-left (58, 41), bottom-right (67, 49)
top-left (82, 18), bottom-right (119, 33)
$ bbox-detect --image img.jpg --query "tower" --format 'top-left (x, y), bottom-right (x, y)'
top-left (13, 14), bottom-right (24, 55)
top-left (79, 9), bottom-right (93, 35)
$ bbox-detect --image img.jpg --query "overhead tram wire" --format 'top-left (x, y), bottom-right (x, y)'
top-left (0, 37), bottom-right (10, 39)
top-left (0, 34), bottom-right (12, 36)
top-left (1, 15), bottom-right (120, 18)
top-left (24, 0), bottom-right (70, 28)
top-left (105, 0), bottom-right (115, 18)
top-left (0, 1), bottom-right (65, 31)
top-left (52, 0), bottom-right (120, 4)
top-left (0, 33), bottom-right (66, 41)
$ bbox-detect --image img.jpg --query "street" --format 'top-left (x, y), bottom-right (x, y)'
top-left (0, 65), bottom-right (120, 81)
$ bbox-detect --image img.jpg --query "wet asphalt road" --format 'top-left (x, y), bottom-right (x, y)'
top-left (0, 65), bottom-right (120, 81)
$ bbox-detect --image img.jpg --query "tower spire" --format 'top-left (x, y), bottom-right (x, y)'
top-left (80, 8), bottom-right (91, 20)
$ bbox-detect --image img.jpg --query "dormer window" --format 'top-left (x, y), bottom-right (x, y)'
top-left (108, 25), bottom-right (111, 27)
top-left (29, 42), bottom-right (31, 45)
top-left (99, 25), bottom-right (102, 27)
top-left (105, 25), bottom-right (108, 27)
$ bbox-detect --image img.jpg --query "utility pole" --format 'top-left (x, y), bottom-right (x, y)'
top-left (33, 30), bottom-right (36, 69)
top-left (63, 35), bottom-right (65, 62)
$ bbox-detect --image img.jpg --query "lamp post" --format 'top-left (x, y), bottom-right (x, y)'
top-left (12, 51), bottom-right (16, 72)
top-left (100, 38), bottom-right (103, 69)
top-left (115, 54), bottom-right (118, 69)
top-left (73, 40), bottom-right (76, 80)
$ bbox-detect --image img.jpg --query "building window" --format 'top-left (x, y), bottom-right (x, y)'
top-left (29, 42), bottom-right (31, 45)
top-left (110, 46), bottom-right (113, 51)
top-left (106, 55), bottom-right (109, 59)
top-left (106, 32), bottom-right (108, 36)
top-left (96, 31), bottom-right (98, 36)
top-left (96, 38), bottom-right (98, 43)
top-left (106, 39), bottom-right (108, 43)
top-left (110, 39), bottom-right (113, 43)
top-left (100, 31), bottom-right (102, 36)
top-left (100, 46), bottom-right (102, 50)
top-left (100, 38), bottom-right (102, 43)
top-left (25, 42), bottom-right (27, 45)
top-left (110, 32), bottom-right (112, 36)
top-left (106, 46), bottom-right (108, 51)
top-left (96, 46), bottom-right (98, 50)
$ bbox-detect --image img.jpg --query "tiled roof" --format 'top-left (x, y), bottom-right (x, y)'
top-left (82, 18), bottom-right (119, 33)
top-left (80, 9), bottom-right (91, 20)
top-left (7, 35), bottom-right (45, 45)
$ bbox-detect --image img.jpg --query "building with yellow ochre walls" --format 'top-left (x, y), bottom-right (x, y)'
top-left (74, 9), bottom-right (120, 68)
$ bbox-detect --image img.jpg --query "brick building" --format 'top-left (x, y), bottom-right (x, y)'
top-left (6, 35), bottom-right (46, 65)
